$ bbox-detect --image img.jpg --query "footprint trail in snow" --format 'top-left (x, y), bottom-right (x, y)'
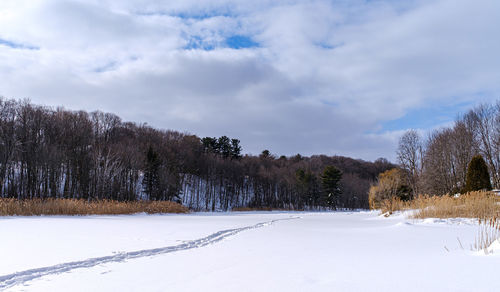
top-left (0, 216), bottom-right (300, 290)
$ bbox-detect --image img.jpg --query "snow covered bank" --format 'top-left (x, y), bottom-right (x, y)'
top-left (0, 212), bottom-right (498, 291)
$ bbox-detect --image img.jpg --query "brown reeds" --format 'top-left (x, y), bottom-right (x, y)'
top-left (378, 191), bottom-right (500, 219)
top-left (0, 198), bottom-right (189, 216)
top-left (378, 191), bottom-right (500, 253)
top-left (474, 218), bottom-right (500, 254)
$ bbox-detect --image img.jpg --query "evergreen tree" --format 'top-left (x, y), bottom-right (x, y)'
top-left (295, 168), bottom-right (308, 207)
top-left (201, 137), bottom-right (219, 154)
top-left (464, 155), bottom-right (492, 192)
top-left (291, 154), bottom-right (302, 163)
top-left (201, 137), bottom-right (214, 153)
top-left (260, 149), bottom-right (271, 159)
top-left (218, 136), bottom-right (232, 158)
top-left (230, 139), bottom-right (242, 160)
top-left (202, 136), bottom-right (242, 160)
top-left (143, 146), bottom-right (160, 200)
top-left (295, 168), bottom-right (321, 207)
top-left (321, 166), bottom-right (342, 208)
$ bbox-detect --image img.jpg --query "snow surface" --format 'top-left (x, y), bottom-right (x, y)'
top-left (1, 211), bottom-right (499, 291)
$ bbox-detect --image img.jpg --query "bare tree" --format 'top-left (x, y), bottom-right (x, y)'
top-left (466, 104), bottom-right (500, 188)
top-left (421, 129), bottom-right (458, 195)
top-left (397, 130), bottom-right (423, 198)
top-left (449, 120), bottom-right (479, 190)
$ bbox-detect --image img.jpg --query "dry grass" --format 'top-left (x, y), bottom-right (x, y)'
top-left (474, 219), bottom-right (500, 254)
top-left (377, 191), bottom-right (500, 253)
top-left (378, 191), bottom-right (500, 219)
top-left (0, 198), bottom-right (189, 216)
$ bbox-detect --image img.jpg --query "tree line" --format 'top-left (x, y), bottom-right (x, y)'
top-left (0, 98), bottom-right (394, 210)
top-left (378, 101), bottom-right (500, 203)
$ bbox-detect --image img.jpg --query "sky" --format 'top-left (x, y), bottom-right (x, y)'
top-left (0, 0), bottom-right (499, 161)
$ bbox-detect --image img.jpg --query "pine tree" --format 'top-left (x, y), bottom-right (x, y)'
top-left (260, 149), bottom-right (271, 158)
top-left (143, 146), bottom-right (160, 200)
top-left (230, 139), bottom-right (242, 160)
top-left (295, 168), bottom-right (319, 207)
top-left (218, 136), bottom-right (232, 158)
top-left (464, 155), bottom-right (492, 192)
top-left (201, 137), bottom-right (219, 154)
top-left (321, 166), bottom-right (342, 208)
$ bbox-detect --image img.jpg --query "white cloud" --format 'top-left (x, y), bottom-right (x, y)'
top-left (0, 0), bottom-right (499, 161)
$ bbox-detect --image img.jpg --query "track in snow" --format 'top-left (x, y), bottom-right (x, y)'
top-left (0, 216), bottom-right (299, 290)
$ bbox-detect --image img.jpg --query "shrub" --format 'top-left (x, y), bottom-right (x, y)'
top-left (464, 155), bottom-right (492, 192)
top-left (369, 168), bottom-right (410, 209)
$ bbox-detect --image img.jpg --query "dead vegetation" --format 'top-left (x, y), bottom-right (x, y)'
top-left (474, 218), bottom-right (500, 254)
top-left (376, 191), bottom-right (500, 252)
top-left (0, 198), bottom-right (189, 216)
top-left (377, 191), bottom-right (500, 219)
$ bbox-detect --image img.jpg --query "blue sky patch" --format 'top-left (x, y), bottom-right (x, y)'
top-left (315, 42), bottom-right (344, 50)
top-left (183, 35), bottom-right (216, 50)
top-left (0, 38), bottom-right (39, 50)
top-left (94, 61), bottom-right (118, 73)
top-left (225, 35), bottom-right (259, 49)
top-left (183, 35), bottom-right (258, 50)
top-left (380, 101), bottom-right (475, 132)
top-left (174, 10), bottom-right (234, 20)
top-left (138, 9), bottom-right (234, 20)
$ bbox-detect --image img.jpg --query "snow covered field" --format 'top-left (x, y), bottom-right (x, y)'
top-left (1, 211), bottom-right (499, 291)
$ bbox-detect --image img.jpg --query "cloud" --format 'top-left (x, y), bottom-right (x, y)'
top-left (0, 0), bottom-right (499, 161)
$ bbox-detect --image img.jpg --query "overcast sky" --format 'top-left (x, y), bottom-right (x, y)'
top-left (0, 0), bottom-right (499, 161)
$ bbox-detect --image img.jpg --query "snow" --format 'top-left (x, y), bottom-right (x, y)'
top-left (1, 211), bottom-right (499, 291)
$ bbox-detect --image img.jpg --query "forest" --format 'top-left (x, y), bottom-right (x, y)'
top-left (371, 101), bottom-right (500, 205)
top-left (0, 98), bottom-right (394, 210)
